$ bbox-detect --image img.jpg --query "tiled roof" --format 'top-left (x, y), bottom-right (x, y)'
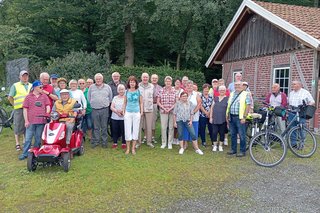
top-left (254, 1), bottom-right (320, 40)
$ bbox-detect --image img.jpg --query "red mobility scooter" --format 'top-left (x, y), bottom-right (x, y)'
top-left (27, 110), bottom-right (84, 172)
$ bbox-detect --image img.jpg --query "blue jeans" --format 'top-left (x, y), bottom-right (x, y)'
top-left (288, 112), bottom-right (306, 146)
top-left (21, 124), bottom-right (45, 157)
top-left (177, 121), bottom-right (197, 141)
top-left (82, 112), bottom-right (93, 133)
top-left (229, 115), bottom-right (246, 153)
top-left (199, 116), bottom-right (213, 144)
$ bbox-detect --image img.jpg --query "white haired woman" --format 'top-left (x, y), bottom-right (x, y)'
top-left (110, 84), bottom-right (126, 149)
top-left (69, 79), bottom-right (87, 115)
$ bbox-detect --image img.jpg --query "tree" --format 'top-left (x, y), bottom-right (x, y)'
top-left (97, 0), bottom-right (154, 67)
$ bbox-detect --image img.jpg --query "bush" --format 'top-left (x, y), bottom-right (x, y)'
top-left (45, 51), bottom-right (110, 81)
top-left (112, 65), bottom-right (205, 86)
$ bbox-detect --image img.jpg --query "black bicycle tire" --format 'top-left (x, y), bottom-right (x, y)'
top-left (0, 116), bottom-right (3, 134)
top-left (249, 131), bottom-right (287, 167)
top-left (287, 125), bottom-right (317, 158)
top-left (0, 107), bottom-right (8, 120)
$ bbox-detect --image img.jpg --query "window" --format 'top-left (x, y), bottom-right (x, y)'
top-left (273, 67), bottom-right (290, 95)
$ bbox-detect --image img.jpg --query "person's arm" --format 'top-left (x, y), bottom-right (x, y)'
top-left (108, 85), bottom-right (113, 106)
top-left (168, 96), bottom-right (176, 112)
top-left (281, 93), bottom-right (288, 108)
top-left (306, 91), bottom-right (315, 106)
top-left (7, 84), bottom-right (16, 106)
top-left (122, 95), bottom-right (127, 115)
top-left (43, 89), bottom-right (58, 101)
top-left (23, 108), bottom-right (30, 128)
top-left (209, 101), bottom-right (214, 124)
top-left (265, 93), bottom-right (271, 105)
top-left (139, 94), bottom-right (144, 116)
top-left (193, 94), bottom-right (201, 114)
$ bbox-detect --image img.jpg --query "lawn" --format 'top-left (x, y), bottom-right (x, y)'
top-left (0, 124), bottom-right (319, 212)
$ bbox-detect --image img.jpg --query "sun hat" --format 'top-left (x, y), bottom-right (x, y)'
top-left (60, 89), bottom-right (69, 94)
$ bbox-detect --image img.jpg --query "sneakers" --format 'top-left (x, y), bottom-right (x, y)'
top-left (16, 144), bottom-right (21, 151)
top-left (168, 144), bottom-right (173, 149)
top-left (212, 145), bottom-right (217, 152)
top-left (112, 144), bottom-right (118, 149)
top-left (147, 143), bottom-right (155, 148)
top-left (135, 143), bottom-right (141, 149)
top-left (219, 145), bottom-right (223, 152)
top-left (224, 138), bottom-right (228, 146)
top-left (121, 144), bottom-right (127, 149)
top-left (195, 149), bottom-right (204, 155)
top-left (152, 137), bottom-right (157, 144)
top-left (160, 144), bottom-right (166, 149)
top-left (179, 148), bottom-right (184, 154)
top-left (142, 137), bottom-right (146, 144)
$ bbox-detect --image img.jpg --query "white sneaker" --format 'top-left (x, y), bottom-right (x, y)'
top-left (237, 138), bottom-right (240, 144)
top-left (219, 145), bottom-right (223, 152)
top-left (179, 148), bottom-right (184, 154)
top-left (224, 138), bottom-right (228, 146)
top-left (147, 143), bottom-right (155, 148)
top-left (152, 137), bottom-right (157, 144)
top-left (168, 144), bottom-right (172, 149)
top-left (195, 149), bottom-right (204, 155)
top-left (160, 144), bottom-right (166, 149)
top-left (142, 137), bottom-right (146, 144)
top-left (212, 145), bottom-right (217, 152)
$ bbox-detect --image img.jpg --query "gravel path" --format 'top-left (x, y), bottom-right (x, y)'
top-left (161, 155), bottom-right (320, 213)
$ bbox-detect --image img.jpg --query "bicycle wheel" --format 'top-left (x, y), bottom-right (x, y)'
top-left (245, 122), bottom-right (253, 150)
top-left (0, 107), bottom-right (8, 134)
top-left (249, 131), bottom-right (287, 167)
top-left (287, 125), bottom-right (317, 158)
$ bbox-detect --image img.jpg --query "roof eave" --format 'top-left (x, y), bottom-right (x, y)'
top-left (205, 0), bottom-right (320, 67)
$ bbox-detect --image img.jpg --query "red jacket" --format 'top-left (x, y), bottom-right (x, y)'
top-left (265, 92), bottom-right (288, 108)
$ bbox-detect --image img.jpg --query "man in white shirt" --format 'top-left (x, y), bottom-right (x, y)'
top-left (288, 80), bottom-right (315, 148)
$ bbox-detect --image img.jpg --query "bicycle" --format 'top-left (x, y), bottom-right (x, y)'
top-left (0, 88), bottom-right (14, 134)
top-left (249, 102), bottom-right (317, 167)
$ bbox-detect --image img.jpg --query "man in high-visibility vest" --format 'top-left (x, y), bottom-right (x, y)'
top-left (8, 70), bottom-right (32, 151)
top-left (226, 81), bottom-right (252, 157)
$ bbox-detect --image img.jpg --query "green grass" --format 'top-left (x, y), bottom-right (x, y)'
top-left (0, 124), bottom-right (319, 212)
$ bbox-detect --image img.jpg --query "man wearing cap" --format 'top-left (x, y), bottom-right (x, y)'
top-left (8, 70), bottom-right (32, 151)
top-left (40, 72), bottom-right (58, 108)
top-left (226, 81), bottom-right (252, 157)
top-left (50, 74), bottom-right (60, 94)
top-left (18, 80), bottom-right (51, 160)
top-left (209, 79), bottom-right (219, 97)
top-left (52, 89), bottom-right (78, 147)
top-left (228, 72), bottom-right (242, 92)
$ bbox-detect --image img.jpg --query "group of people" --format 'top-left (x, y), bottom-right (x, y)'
top-left (9, 69), bottom-right (315, 159)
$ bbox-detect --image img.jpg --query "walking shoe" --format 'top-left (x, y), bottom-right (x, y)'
top-left (168, 144), bottom-right (173, 149)
top-left (219, 145), bottom-right (223, 152)
top-left (16, 144), bottom-right (21, 151)
top-left (201, 142), bottom-right (207, 147)
top-left (121, 144), bottom-right (127, 149)
top-left (160, 144), bottom-right (166, 149)
top-left (236, 152), bottom-right (245, 157)
top-left (195, 149), bottom-right (204, 155)
top-left (18, 154), bottom-right (27, 160)
top-left (237, 138), bottom-right (240, 144)
top-left (179, 148), bottom-right (184, 155)
top-left (135, 143), bottom-right (141, 149)
top-left (112, 144), bottom-right (118, 149)
top-left (147, 143), bottom-right (155, 148)
top-left (152, 137), bottom-right (157, 144)
top-left (227, 151), bottom-right (237, 155)
top-left (212, 145), bottom-right (217, 152)
top-left (142, 137), bottom-right (147, 144)
top-left (91, 143), bottom-right (98, 149)
top-left (224, 138), bottom-right (228, 146)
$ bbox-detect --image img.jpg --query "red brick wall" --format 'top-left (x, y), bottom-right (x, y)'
top-left (222, 48), bottom-right (318, 130)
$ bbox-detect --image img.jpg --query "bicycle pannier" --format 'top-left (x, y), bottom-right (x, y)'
top-left (274, 106), bottom-right (286, 117)
top-left (301, 105), bottom-right (316, 120)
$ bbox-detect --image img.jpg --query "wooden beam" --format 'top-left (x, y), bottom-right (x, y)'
top-left (291, 52), bottom-right (308, 89)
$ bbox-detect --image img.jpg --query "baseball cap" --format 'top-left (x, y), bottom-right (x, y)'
top-left (50, 74), bottom-right (59, 79)
top-left (19, 70), bottom-right (29, 77)
top-left (243, 81), bottom-right (249, 86)
top-left (60, 89), bottom-right (69, 94)
top-left (212, 79), bottom-right (218, 83)
top-left (32, 80), bottom-right (42, 89)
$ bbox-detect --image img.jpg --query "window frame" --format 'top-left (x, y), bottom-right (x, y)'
top-left (272, 67), bottom-right (290, 95)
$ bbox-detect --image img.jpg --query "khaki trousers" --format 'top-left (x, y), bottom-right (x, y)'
top-left (139, 112), bottom-right (153, 143)
top-left (160, 113), bottom-right (174, 146)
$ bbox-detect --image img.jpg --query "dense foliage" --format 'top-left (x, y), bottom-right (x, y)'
top-left (0, 0), bottom-right (318, 82)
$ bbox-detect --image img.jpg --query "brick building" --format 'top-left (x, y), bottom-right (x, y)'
top-left (206, 0), bottom-right (320, 132)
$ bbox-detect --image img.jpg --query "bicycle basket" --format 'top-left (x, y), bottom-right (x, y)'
top-left (300, 105), bottom-right (316, 120)
top-left (274, 106), bottom-right (286, 117)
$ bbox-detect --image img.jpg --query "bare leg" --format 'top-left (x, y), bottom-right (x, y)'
top-left (132, 141), bottom-right (136, 155)
top-left (192, 140), bottom-right (200, 150)
top-left (125, 141), bottom-right (130, 155)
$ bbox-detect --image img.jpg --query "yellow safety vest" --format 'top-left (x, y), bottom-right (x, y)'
top-left (13, 82), bottom-right (32, 109)
top-left (226, 91), bottom-right (248, 119)
top-left (54, 98), bottom-right (76, 122)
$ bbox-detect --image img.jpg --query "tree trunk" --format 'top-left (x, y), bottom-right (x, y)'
top-left (124, 24), bottom-right (134, 66)
top-left (176, 53), bottom-right (181, 70)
